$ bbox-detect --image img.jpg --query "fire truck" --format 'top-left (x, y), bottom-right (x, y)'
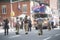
top-left (32, 13), bottom-right (52, 29)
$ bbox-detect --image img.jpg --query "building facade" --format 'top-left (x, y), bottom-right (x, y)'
top-left (50, 0), bottom-right (59, 26)
top-left (0, 1), bottom-right (30, 21)
top-left (0, 0), bottom-right (59, 26)
top-left (0, 0), bottom-right (50, 21)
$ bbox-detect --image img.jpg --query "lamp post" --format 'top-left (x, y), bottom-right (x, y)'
top-left (10, 0), bottom-right (15, 29)
top-left (10, 0), bottom-right (15, 17)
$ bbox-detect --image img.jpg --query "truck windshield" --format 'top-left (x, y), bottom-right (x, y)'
top-left (34, 14), bottom-right (48, 19)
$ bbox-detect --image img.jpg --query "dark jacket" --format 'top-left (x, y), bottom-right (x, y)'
top-left (4, 19), bottom-right (9, 29)
top-left (24, 17), bottom-right (28, 23)
top-left (28, 19), bottom-right (32, 27)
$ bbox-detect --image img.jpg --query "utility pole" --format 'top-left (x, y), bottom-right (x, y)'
top-left (10, 0), bottom-right (13, 13)
top-left (10, 0), bottom-right (15, 17)
top-left (10, 0), bottom-right (14, 30)
top-left (18, 0), bottom-right (21, 10)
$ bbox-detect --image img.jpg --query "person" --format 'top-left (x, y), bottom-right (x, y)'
top-left (37, 18), bottom-right (43, 35)
top-left (24, 15), bottom-right (29, 34)
top-left (51, 20), bottom-right (54, 29)
top-left (15, 21), bottom-right (20, 35)
top-left (28, 18), bottom-right (32, 31)
top-left (3, 18), bottom-right (9, 35)
top-left (15, 17), bottom-right (20, 35)
top-left (20, 18), bottom-right (23, 29)
top-left (34, 20), bottom-right (38, 30)
top-left (50, 18), bottom-right (54, 29)
top-left (47, 19), bottom-right (51, 30)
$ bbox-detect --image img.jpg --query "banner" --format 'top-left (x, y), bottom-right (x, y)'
top-left (32, 5), bottom-right (40, 12)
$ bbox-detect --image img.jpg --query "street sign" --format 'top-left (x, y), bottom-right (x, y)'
top-left (10, 11), bottom-right (15, 17)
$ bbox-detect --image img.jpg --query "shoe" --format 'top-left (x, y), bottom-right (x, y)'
top-left (38, 33), bottom-right (41, 35)
top-left (16, 32), bottom-right (19, 35)
top-left (25, 33), bottom-right (28, 35)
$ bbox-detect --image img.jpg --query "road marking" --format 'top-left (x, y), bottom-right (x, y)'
top-left (43, 36), bottom-right (51, 40)
top-left (8, 35), bottom-right (20, 38)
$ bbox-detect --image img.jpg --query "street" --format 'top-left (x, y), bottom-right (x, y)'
top-left (0, 27), bottom-right (60, 40)
top-left (0, 0), bottom-right (60, 40)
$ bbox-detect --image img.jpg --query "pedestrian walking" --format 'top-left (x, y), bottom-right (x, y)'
top-left (51, 21), bottom-right (54, 29)
top-left (3, 18), bottom-right (9, 35)
top-left (50, 19), bottom-right (54, 29)
top-left (20, 18), bottom-right (23, 29)
top-left (15, 17), bottom-right (20, 35)
top-left (28, 18), bottom-right (32, 31)
top-left (47, 19), bottom-right (51, 30)
top-left (37, 18), bottom-right (43, 35)
top-left (15, 21), bottom-right (20, 35)
top-left (24, 15), bottom-right (29, 34)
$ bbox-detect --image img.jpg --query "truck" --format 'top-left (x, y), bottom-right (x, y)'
top-left (32, 13), bottom-right (52, 29)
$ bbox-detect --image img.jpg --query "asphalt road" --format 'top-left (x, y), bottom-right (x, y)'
top-left (0, 28), bottom-right (60, 40)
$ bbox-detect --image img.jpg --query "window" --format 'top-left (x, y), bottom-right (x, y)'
top-left (34, 14), bottom-right (48, 19)
top-left (39, 14), bottom-right (48, 18)
top-left (22, 4), bottom-right (27, 13)
top-left (2, 5), bottom-right (6, 14)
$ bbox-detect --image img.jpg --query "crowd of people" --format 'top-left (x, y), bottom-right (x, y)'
top-left (2, 15), bottom-right (54, 36)
top-left (2, 15), bottom-right (32, 35)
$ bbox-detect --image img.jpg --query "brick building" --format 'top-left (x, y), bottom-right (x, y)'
top-left (1, 0), bottom-right (59, 27)
top-left (0, 0), bottom-right (50, 20)
top-left (0, 1), bottom-right (30, 22)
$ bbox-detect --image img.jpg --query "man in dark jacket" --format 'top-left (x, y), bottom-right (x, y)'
top-left (28, 18), bottom-right (32, 31)
top-left (3, 19), bottom-right (9, 35)
top-left (24, 15), bottom-right (29, 34)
